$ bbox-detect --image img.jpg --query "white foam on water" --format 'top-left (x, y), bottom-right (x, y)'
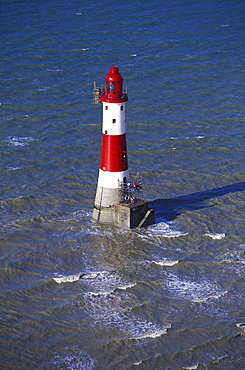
top-left (6, 166), bottom-right (22, 171)
top-left (85, 281), bottom-right (137, 297)
top-left (165, 273), bottom-right (227, 303)
top-left (193, 290), bottom-right (228, 303)
top-left (82, 271), bottom-right (136, 304)
top-left (53, 273), bottom-right (82, 284)
top-left (117, 314), bottom-right (171, 343)
top-left (183, 365), bottom-right (199, 370)
top-left (133, 360), bottom-right (143, 365)
top-left (147, 222), bottom-right (188, 238)
top-left (223, 250), bottom-right (245, 265)
top-left (84, 276), bottom-right (137, 300)
top-left (51, 347), bottom-right (95, 370)
top-left (86, 289), bottom-right (114, 297)
top-left (220, 249), bottom-right (245, 278)
top-left (205, 233), bottom-right (226, 240)
top-left (81, 275), bottom-right (141, 335)
top-left (5, 136), bottom-right (36, 147)
top-left (47, 68), bottom-right (63, 72)
top-left (83, 292), bottom-right (127, 326)
top-left (52, 268), bottom-right (169, 347)
top-left (152, 259), bottom-right (180, 267)
top-left (81, 271), bottom-right (102, 280)
top-left (236, 322), bottom-right (245, 329)
top-left (53, 271), bottom-right (111, 285)
top-left (83, 271), bottom-right (130, 290)
top-left (39, 86), bottom-right (50, 91)
top-left (129, 327), bottom-right (168, 340)
top-left (117, 282), bottom-right (137, 290)
top-left (72, 209), bottom-right (92, 218)
top-left (80, 271), bottom-right (170, 344)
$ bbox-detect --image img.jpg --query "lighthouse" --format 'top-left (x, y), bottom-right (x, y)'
top-left (92, 66), bottom-right (154, 228)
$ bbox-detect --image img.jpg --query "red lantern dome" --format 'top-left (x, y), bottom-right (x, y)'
top-left (100, 66), bottom-right (128, 103)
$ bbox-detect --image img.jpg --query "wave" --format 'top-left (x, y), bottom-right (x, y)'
top-left (164, 273), bottom-right (228, 303)
top-left (205, 233), bottom-right (226, 240)
top-left (75, 271), bottom-right (170, 344)
top-left (1, 195), bottom-right (35, 206)
top-left (51, 347), bottom-right (96, 370)
top-left (116, 282), bottom-right (137, 291)
top-left (129, 327), bottom-right (169, 340)
top-left (6, 166), bottom-right (23, 171)
top-left (136, 328), bottom-right (245, 370)
top-left (133, 360), bottom-right (143, 366)
top-left (152, 259), bottom-right (180, 267)
top-left (236, 322), bottom-right (245, 335)
top-left (193, 290), bottom-right (228, 303)
top-left (53, 271), bottom-right (137, 296)
top-left (85, 283), bottom-right (137, 297)
top-left (53, 271), bottom-right (112, 284)
top-left (146, 222), bottom-right (188, 238)
top-left (53, 273), bottom-right (82, 284)
top-left (222, 249), bottom-right (245, 266)
top-left (4, 136), bottom-right (36, 147)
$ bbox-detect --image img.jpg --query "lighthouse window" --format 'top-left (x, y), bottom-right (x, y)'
top-left (108, 81), bottom-right (115, 93)
top-left (112, 119), bottom-right (116, 123)
top-left (120, 106), bottom-right (123, 111)
top-left (105, 106), bottom-right (108, 110)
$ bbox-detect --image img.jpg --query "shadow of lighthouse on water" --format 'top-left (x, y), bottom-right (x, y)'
top-left (149, 181), bottom-right (245, 223)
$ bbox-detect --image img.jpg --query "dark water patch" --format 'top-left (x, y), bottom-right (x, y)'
top-left (133, 327), bottom-right (245, 370)
top-left (0, 193), bottom-right (93, 228)
top-left (0, 267), bottom-right (43, 295)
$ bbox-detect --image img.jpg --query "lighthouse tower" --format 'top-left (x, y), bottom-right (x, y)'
top-left (92, 66), bottom-right (154, 228)
top-left (92, 66), bottom-right (129, 224)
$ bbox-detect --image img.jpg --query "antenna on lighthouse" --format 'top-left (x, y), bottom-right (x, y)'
top-left (92, 66), bottom-right (154, 228)
top-left (93, 81), bottom-right (100, 104)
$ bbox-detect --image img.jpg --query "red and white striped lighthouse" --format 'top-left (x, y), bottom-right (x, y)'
top-left (92, 66), bottom-right (130, 224)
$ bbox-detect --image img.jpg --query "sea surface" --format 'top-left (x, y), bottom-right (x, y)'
top-left (1, 0), bottom-right (245, 369)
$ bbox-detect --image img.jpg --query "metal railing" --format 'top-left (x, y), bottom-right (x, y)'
top-left (119, 174), bottom-right (143, 204)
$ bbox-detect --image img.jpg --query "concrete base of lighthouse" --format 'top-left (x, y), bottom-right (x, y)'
top-left (92, 185), bottom-right (125, 224)
top-left (113, 199), bottom-right (154, 228)
top-left (92, 197), bottom-right (155, 229)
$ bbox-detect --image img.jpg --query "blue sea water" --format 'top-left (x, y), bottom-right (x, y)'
top-left (1, 0), bottom-right (245, 369)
